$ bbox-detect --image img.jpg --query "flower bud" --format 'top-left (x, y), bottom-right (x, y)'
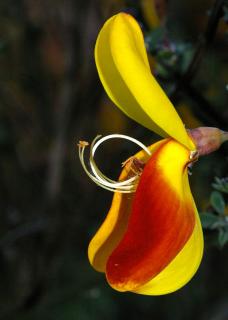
top-left (188, 127), bottom-right (228, 156)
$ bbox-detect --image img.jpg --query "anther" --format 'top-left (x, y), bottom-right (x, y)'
top-left (78, 140), bottom-right (89, 148)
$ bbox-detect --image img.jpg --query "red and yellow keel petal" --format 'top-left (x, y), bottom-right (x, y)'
top-left (133, 197), bottom-right (203, 295)
top-left (88, 140), bottom-right (165, 272)
top-left (106, 139), bottom-right (203, 294)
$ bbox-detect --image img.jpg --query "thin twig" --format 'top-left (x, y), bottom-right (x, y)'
top-left (166, 0), bottom-right (227, 128)
top-left (180, 0), bottom-right (225, 85)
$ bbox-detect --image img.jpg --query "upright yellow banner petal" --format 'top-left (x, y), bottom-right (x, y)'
top-left (95, 16), bottom-right (166, 138)
top-left (95, 13), bottom-right (195, 150)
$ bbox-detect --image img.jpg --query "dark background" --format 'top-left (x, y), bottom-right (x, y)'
top-left (0, 0), bottom-right (227, 319)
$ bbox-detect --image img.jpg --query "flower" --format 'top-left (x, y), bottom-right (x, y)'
top-left (78, 13), bottom-right (227, 295)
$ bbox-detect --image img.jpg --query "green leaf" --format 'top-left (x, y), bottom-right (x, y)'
top-left (200, 212), bottom-right (219, 229)
top-left (145, 27), bottom-right (165, 53)
top-left (210, 191), bottom-right (225, 215)
top-left (212, 177), bottom-right (228, 194)
top-left (157, 50), bottom-right (175, 60)
top-left (218, 228), bottom-right (228, 247)
top-left (156, 63), bottom-right (170, 78)
top-left (177, 45), bottom-right (194, 73)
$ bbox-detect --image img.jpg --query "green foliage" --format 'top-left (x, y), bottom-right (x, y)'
top-left (145, 27), bottom-right (194, 78)
top-left (200, 212), bottom-right (220, 228)
top-left (218, 227), bottom-right (228, 247)
top-left (210, 191), bottom-right (225, 214)
top-left (212, 177), bottom-right (228, 193)
top-left (200, 177), bottom-right (228, 248)
top-left (145, 27), bottom-right (166, 54)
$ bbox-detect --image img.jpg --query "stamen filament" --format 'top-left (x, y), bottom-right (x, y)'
top-left (89, 136), bottom-right (132, 185)
top-left (78, 134), bottom-right (151, 193)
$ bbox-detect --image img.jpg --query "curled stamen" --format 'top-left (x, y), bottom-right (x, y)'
top-left (78, 134), bottom-right (151, 193)
top-left (89, 136), bottom-right (139, 190)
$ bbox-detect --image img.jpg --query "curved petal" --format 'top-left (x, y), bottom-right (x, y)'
top-left (95, 13), bottom-right (195, 150)
top-left (88, 140), bottom-right (166, 272)
top-left (133, 175), bottom-right (203, 295)
top-left (106, 139), bottom-right (202, 293)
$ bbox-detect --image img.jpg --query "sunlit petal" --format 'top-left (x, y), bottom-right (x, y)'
top-left (95, 13), bottom-right (195, 150)
top-left (106, 139), bottom-right (201, 293)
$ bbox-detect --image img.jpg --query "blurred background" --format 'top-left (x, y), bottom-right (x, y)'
top-left (0, 0), bottom-right (227, 319)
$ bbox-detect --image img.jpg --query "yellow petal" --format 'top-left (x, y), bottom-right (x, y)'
top-left (88, 140), bottom-right (165, 272)
top-left (95, 13), bottom-right (195, 150)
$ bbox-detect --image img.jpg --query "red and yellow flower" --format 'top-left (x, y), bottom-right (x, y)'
top-left (79, 13), bottom-right (227, 295)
